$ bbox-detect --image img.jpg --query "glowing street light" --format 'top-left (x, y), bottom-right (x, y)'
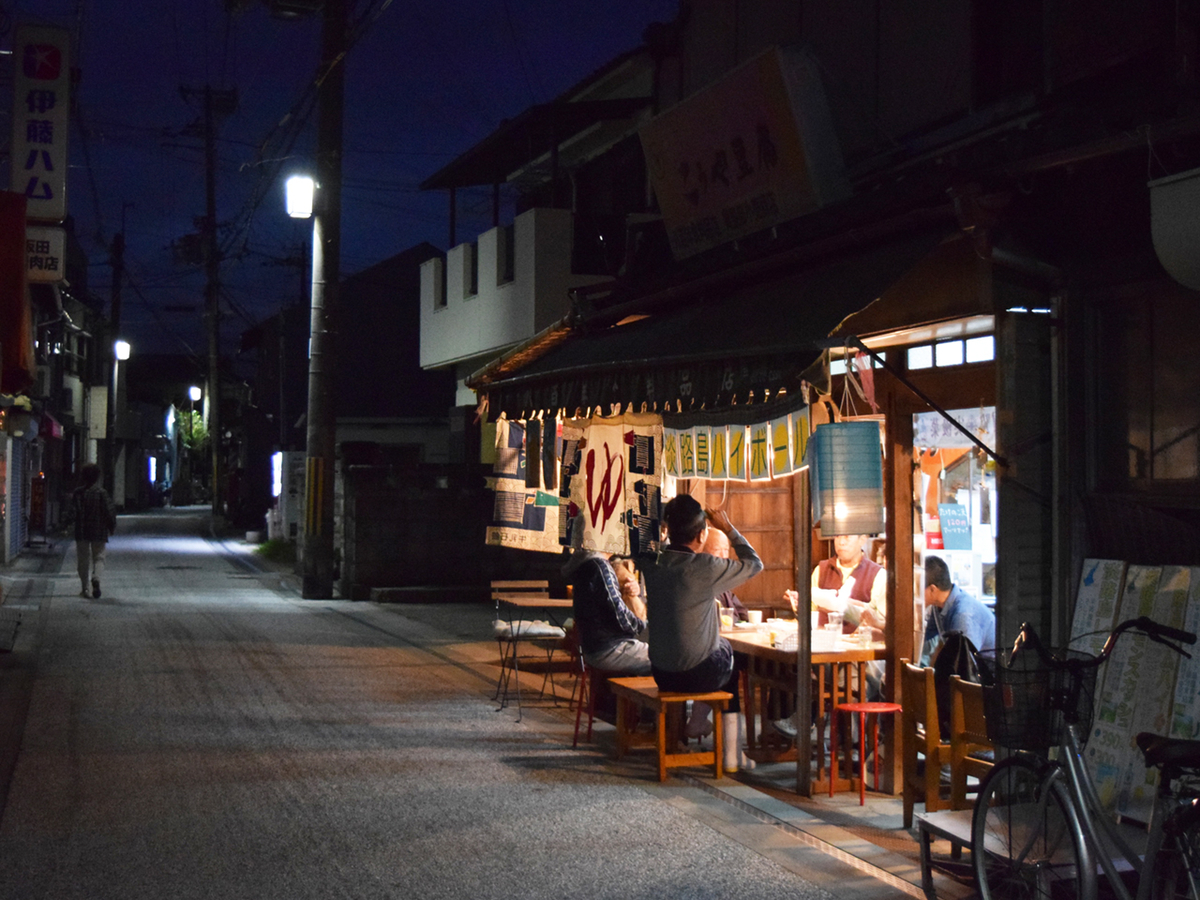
top-left (285, 175), bottom-right (315, 219)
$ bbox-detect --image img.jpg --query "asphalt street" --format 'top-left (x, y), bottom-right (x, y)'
top-left (0, 508), bottom-right (917, 900)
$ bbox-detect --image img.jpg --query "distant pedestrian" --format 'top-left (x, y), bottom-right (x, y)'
top-left (73, 463), bottom-right (116, 598)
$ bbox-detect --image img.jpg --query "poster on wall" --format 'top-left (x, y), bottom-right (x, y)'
top-left (485, 418), bottom-right (562, 554)
top-left (560, 413), bottom-right (663, 557)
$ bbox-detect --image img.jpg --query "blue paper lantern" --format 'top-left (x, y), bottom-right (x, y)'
top-left (807, 421), bottom-right (884, 537)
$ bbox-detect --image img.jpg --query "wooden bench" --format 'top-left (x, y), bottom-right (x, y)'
top-left (916, 809), bottom-right (974, 900)
top-left (608, 676), bottom-right (732, 782)
top-left (0, 608), bottom-right (20, 653)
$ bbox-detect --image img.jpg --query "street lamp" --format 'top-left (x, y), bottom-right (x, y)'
top-left (107, 339), bottom-right (132, 498)
top-left (273, 0), bottom-right (344, 599)
top-left (186, 385), bottom-right (201, 504)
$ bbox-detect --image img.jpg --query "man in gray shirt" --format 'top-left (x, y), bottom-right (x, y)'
top-left (642, 495), bottom-right (762, 770)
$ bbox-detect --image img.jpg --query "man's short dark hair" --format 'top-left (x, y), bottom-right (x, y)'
top-left (925, 555), bottom-right (952, 591)
top-left (664, 494), bottom-right (706, 546)
top-left (80, 463), bottom-right (101, 488)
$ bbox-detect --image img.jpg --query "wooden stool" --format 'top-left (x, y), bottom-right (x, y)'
top-left (831, 700), bottom-right (903, 804)
top-left (608, 676), bottom-right (732, 782)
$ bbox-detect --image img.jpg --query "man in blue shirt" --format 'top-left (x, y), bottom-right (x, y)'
top-left (921, 555), bottom-right (996, 661)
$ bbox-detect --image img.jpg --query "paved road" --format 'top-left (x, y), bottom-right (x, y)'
top-left (0, 508), bottom-right (914, 900)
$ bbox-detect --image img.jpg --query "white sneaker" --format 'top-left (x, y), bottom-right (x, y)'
top-left (770, 713), bottom-right (800, 738)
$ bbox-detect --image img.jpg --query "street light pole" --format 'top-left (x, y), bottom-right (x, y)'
top-left (301, 0), bottom-right (345, 598)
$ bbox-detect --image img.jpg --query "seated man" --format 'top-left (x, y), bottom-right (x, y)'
top-left (920, 554), bottom-right (996, 663)
top-left (564, 549), bottom-right (650, 675)
top-left (776, 533), bottom-right (887, 735)
top-left (810, 533), bottom-right (886, 635)
top-left (642, 496), bottom-right (763, 771)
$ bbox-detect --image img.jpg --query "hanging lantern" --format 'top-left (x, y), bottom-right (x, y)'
top-left (807, 420), bottom-right (884, 537)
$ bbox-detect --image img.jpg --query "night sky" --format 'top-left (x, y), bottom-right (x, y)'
top-left (5, 0), bottom-right (675, 357)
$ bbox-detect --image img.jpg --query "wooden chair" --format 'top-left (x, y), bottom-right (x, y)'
top-left (901, 658), bottom-right (952, 828)
top-left (949, 674), bottom-right (993, 809)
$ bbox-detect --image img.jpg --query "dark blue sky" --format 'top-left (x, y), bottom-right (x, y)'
top-left (7, 0), bottom-right (675, 356)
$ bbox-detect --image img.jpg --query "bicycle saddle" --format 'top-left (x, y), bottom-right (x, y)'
top-left (1137, 731), bottom-right (1200, 770)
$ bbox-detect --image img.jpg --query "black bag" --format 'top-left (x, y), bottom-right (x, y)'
top-left (931, 632), bottom-right (992, 736)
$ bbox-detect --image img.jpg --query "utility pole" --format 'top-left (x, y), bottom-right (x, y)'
top-left (104, 227), bottom-right (124, 493)
top-left (180, 85), bottom-right (236, 517)
top-left (302, 0), bottom-right (345, 598)
top-left (203, 85), bottom-right (222, 518)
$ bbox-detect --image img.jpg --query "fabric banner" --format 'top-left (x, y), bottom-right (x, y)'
top-left (485, 418), bottom-right (561, 554)
top-left (561, 413), bottom-right (663, 557)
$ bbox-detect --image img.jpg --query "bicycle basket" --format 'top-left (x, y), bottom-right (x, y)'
top-left (983, 646), bottom-right (1097, 751)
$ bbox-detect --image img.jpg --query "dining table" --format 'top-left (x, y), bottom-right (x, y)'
top-left (724, 624), bottom-right (885, 794)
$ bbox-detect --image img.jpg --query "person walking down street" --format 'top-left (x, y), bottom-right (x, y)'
top-left (73, 463), bottom-right (117, 598)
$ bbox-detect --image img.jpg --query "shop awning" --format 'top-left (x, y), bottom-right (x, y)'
top-left (477, 225), bottom-right (953, 420)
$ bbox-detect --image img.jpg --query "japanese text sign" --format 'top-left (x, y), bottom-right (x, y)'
top-left (10, 25), bottom-right (70, 222)
top-left (639, 45), bottom-right (847, 260)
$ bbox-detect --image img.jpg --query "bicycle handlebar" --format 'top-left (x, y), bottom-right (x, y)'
top-left (1015, 616), bottom-right (1196, 667)
top-left (1128, 616), bottom-right (1197, 646)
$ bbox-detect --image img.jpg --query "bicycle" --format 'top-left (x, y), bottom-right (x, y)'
top-left (971, 615), bottom-right (1200, 900)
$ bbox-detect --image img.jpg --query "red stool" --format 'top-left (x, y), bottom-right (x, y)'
top-left (830, 701), bottom-right (903, 804)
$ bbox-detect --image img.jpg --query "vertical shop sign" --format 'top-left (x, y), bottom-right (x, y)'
top-left (10, 25), bottom-right (70, 223)
top-left (24, 225), bottom-right (65, 282)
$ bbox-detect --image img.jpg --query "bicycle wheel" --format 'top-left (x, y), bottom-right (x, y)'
top-left (973, 756), bottom-right (1085, 900)
top-left (1153, 804), bottom-right (1200, 900)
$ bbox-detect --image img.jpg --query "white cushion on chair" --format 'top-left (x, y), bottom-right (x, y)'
top-left (492, 620), bottom-right (566, 640)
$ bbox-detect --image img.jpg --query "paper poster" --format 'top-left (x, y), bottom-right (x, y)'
top-left (727, 425), bottom-right (747, 480)
top-left (1087, 565), bottom-right (1162, 811)
top-left (679, 429), bottom-right (695, 477)
top-left (749, 422), bottom-right (771, 481)
top-left (1170, 569), bottom-right (1200, 740)
top-left (663, 428), bottom-right (680, 478)
top-left (771, 415), bottom-right (792, 477)
top-left (1070, 560), bottom-right (1127, 659)
top-left (791, 408), bottom-right (810, 470)
top-left (710, 425), bottom-right (729, 480)
top-left (1116, 566), bottom-right (1190, 821)
top-left (694, 426), bottom-right (711, 478)
top-left (486, 418), bottom-right (562, 554)
top-left (937, 503), bottom-right (972, 551)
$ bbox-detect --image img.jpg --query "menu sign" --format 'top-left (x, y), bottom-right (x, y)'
top-left (938, 503), bottom-right (972, 551)
top-left (10, 24), bottom-right (70, 223)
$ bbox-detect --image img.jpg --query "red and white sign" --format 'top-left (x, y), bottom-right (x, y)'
top-left (10, 24), bottom-right (70, 223)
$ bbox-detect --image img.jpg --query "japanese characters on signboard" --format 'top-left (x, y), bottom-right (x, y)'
top-left (639, 45), bottom-right (848, 260)
top-left (25, 225), bottom-right (65, 283)
top-left (662, 409), bottom-right (808, 483)
top-left (10, 25), bottom-right (70, 223)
